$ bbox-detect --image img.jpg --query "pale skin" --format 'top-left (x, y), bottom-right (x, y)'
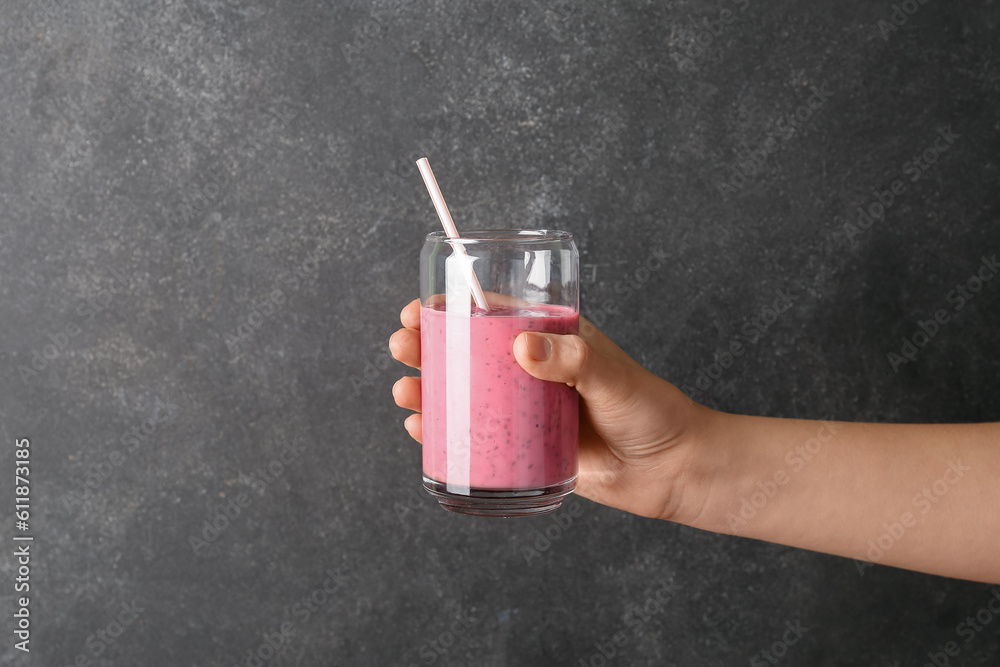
top-left (389, 299), bottom-right (1000, 584)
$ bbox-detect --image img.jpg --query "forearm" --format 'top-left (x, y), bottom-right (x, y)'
top-left (681, 410), bottom-right (1000, 583)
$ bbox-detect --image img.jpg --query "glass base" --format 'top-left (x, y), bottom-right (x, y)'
top-left (422, 476), bottom-right (577, 517)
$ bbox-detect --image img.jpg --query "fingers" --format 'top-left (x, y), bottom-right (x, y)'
top-left (513, 331), bottom-right (635, 404)
top-left (403, 413), bottom-right (422, 443)
top-left (389, 328), bottom-right (421, 369)
top-left (392, 376), bottom-right (421, 412)
top-left (400, 298), bottom-right (421, 330)
top-left (397, 299), bottom-right (423, 444)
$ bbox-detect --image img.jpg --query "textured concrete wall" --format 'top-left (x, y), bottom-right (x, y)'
top-left (1, 1), bottom-right (998, 665)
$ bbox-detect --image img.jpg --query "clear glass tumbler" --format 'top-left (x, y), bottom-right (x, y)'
top-left (419, 229), bottom-right (580, 516)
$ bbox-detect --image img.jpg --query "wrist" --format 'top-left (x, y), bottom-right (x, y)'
top-left (670, 409), bottom-right (849, 538)
top-left (661, 403), bottom-right (747, 531)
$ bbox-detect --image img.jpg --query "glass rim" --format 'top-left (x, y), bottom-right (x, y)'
top-left (424, 229), bottom-right (573, 245)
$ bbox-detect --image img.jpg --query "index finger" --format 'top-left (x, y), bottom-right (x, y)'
top-left (400, 298), bottom-right (421, 330)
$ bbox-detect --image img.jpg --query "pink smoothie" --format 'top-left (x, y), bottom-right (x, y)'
top-left (420, 303), bottom-right (579, 490)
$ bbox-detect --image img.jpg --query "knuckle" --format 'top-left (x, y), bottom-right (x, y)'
top-left (563, 334), bottom-right (590, 367)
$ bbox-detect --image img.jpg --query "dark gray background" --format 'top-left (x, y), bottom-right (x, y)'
top-left (1, 1), bottom-right (998, 665)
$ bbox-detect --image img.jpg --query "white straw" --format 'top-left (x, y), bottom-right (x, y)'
top-left (415, 158), bottom-right (490, 312)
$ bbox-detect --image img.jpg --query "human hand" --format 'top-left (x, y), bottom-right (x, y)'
top-left (392, 297), bottom-right (1000, 582)
top-left (389, 298), bottom-right (713, 522)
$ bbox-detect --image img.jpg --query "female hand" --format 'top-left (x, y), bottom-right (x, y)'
top-left (388, 298), bottom-right (713, 523)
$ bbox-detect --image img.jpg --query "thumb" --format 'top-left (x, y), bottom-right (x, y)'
top-left (513, 331), bottom-right (634, 403)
